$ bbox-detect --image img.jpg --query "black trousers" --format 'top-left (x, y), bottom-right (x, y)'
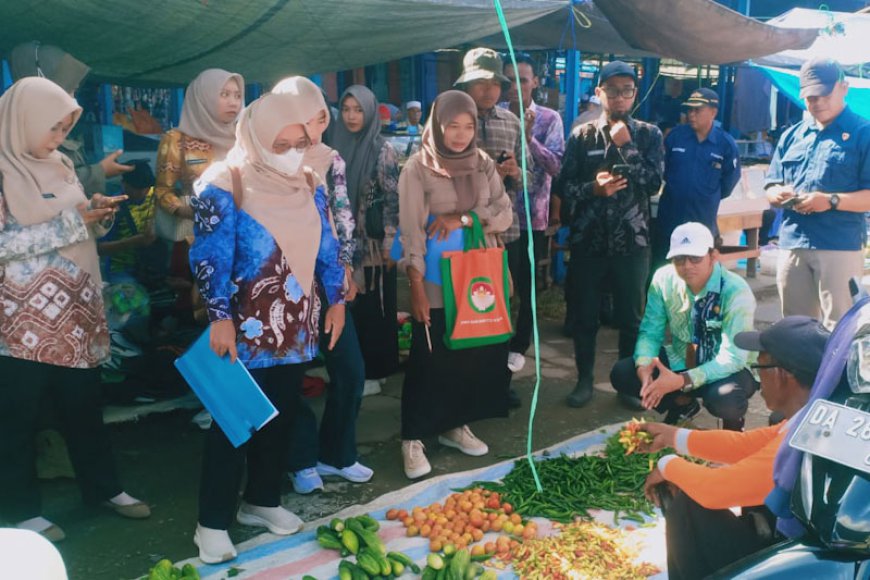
top-left (351, 266), bottom-right (399, 380)
top-left (610, 352), bottom-right (758, 422)
top-left (506, 231), bottom-right (545, 355)
top-left (568, 249), bottom-right (650, 382)
top-left (198, 364), bottom-right (305, 530)
top-left (0, 356), bottom-right (122, 522)
top-left (663, 490), bottom-right (776, 580)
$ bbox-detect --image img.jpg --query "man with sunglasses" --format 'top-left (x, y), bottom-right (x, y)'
top-left (554, 60), bottom-right (664, 408)
top-left (634, 316), bottom-right (828, 580)
top-left (610, 222), bottom-right (758, 429)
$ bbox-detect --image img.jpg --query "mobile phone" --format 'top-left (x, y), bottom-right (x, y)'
top-left (781, 196), bottom-right (804, 210)
top-left (496, 150), bottom-right (510, 164)
top-left (611, 164), bottom-right (631, 180)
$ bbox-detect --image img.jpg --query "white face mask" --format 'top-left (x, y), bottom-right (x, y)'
top-left (264, 148), bottom-right (305, 175)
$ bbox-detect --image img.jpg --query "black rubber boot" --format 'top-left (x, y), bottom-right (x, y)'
top-left (566, 377), bottom-right (593, 408)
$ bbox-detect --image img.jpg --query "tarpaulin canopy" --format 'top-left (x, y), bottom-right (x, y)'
top-left (0, 0), bottom-right (820, 86)
top-left (755, 65), bottom-right (870, 120)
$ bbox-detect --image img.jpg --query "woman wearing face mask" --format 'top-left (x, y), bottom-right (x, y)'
top-left (189, 77), bottom-right (346, 564)
top-left (397, 91), bottom-right (513, 479)
top-left (154, 69), bottom-right (244, 318)
top-left (0, 77), bottom-right (150, 543)
top-left (332, 86), bottom-right (400, 396)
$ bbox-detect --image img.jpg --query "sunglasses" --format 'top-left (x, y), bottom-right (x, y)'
top-left (671, 255), bottom-right (706, 265)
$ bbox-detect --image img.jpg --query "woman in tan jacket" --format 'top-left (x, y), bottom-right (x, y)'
top-left (398, 90), bottom-right (513, 479)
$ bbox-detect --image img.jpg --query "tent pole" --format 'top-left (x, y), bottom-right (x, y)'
top-left (639, 58), bottom-right (659, 120)
top-left (1, 60), bottom-right (12, 92)
top-left (170, 88), bottom-right (184, 128)
top-left (98, 84), bottom-right (113, 126)
top-left (564, 49), bottom-right (581, 137)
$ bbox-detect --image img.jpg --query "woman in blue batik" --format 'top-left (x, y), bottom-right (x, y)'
top-left (188, 77), bottom-right (345, 564)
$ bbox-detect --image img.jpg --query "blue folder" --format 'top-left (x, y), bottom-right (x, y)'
top-left (175, 329), bottom-right (278, 448)
top-left (390, 217), bottom-right (464, 286)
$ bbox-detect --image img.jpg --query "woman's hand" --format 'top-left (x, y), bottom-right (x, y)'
top-left (90, 193), bottom-right (128, 210)
top-left (427, 213), bottom-right (463, 240)
top-left (344, 266), bottom-right (359, 302)
top-left (408, 271), bottom-right (430, 325)
top-left (324, 304), bottom-right (346, 350)
top-left (209, 319), bottom-right (238, 363)
top-left (77, 202), bottom-right (115, 226)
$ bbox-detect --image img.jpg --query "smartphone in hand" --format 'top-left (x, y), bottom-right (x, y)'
top-left (781, 196), bottom-right (804, 210)
top-left (611, 163), bottom-right (631, 180)
top-left (496, 150), bottom-right (510, 164)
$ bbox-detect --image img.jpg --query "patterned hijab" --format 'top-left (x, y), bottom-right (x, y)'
top-left (0, 77), bottom-right (101, 282)
top-left (331, 85), bottom-right (384, 214)
top-left (198, 77), bottom-right (329, 297)
top-left (9, 42), bottom-right (90, 94)
top-left (419, 90), bottom-right (484, 213)
top-left (178, 69), bottom-right (245, 159)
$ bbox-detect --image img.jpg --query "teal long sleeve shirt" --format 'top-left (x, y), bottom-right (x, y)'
top-left (635, 262), bottom-right (757, 388)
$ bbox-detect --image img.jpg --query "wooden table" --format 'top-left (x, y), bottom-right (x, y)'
top-left (717, 211), bottom-right (764, 278)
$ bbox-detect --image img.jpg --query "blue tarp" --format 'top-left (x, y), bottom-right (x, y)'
top-left (755, 65), bottom-right (870, 121)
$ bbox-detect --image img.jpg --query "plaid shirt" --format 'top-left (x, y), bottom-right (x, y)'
top-left (476, 106), bottom-right (531, 243)
top-left (554, 115), bottom-right (664, 257)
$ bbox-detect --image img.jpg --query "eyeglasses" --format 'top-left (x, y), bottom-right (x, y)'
top-left (671, 255), bottom-right (706, 265)
top-left (602, 87), bottom-right (637, 100)
top-left (750, 363), bottom-right (780, 371)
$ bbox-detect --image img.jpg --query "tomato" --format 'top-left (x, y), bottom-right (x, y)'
top-left (386, 508), bottom-right (399, 520)
top-left (502, 502), bottom-right (513, 514)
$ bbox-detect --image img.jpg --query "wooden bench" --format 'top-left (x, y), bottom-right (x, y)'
top-left (717, 211), bottom-right (763, 278)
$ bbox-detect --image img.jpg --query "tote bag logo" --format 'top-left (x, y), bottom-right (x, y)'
top-left (468, 277), bottom-right (496, 313)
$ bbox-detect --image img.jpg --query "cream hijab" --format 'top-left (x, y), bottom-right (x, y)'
top-left (0, 77), bottom-right (101, 282)
top-left (178, 69), bottom-right (245, 159)
top-left (198, 77), bottom-right (331, 297)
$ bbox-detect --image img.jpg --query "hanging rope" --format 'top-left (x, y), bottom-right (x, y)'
top-left (492, 0), bottom-right (543, 492)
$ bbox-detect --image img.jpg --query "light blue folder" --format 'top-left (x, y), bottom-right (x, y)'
top-left (390, 217), bottom-right (464, 286)
top-left (175, 330), bottom-right (278, 448)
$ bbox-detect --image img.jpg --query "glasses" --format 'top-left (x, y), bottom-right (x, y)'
top-left (602, 87), bottom-right (637, 100)
top-left (671, 255), bottom-right (706, 265)
top-left (750, 363), bottom-right (780, 371)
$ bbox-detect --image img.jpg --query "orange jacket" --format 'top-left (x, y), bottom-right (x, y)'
top-left (659, 421), bottom-right (791, 510)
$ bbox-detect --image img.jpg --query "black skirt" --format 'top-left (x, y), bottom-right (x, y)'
top-left (401, 308), bottom-right (511, 439)
top-left (351, 266), bottom-right (399, 380)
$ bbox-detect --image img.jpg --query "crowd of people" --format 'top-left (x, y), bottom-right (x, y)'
top-left (0, 37), bottom-right (868, 572)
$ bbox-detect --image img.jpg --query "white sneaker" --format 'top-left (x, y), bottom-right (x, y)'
top-left (507, 352), bottom-right (526, 373)
top-left (401, 440), bottom-right (432, 479)
top-left (362, 380), bottom-right (382, 397)
top-left (438, 425), bottom-right (489, 456)
top-left (236, 502), bottom-right (303, 535)
top-left (316, 461), bottom-right (374, 483)
top-left (194, 524), bottom-right (237, 564)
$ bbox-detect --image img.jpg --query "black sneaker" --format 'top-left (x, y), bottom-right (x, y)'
top-left (664, 399), bottom-right (701, 425)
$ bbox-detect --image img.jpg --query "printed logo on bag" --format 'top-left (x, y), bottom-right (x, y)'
top-left (468, 277), bottom-right (496, 313)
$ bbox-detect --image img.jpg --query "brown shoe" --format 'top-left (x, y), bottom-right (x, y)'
top-left (102, 500), bottom-right (151, 519)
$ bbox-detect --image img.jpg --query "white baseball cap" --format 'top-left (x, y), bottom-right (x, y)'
top-left (666, 222), bottom-right (715, 259)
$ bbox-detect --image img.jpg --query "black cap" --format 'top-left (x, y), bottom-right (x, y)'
top-left (799, 57), bottom-right (844, 99)
top-left (598, 61), bottom-right (637, 85)
top-left (735, 316), bottom-right (830, 387)
top-left (122, 159), bottom-right (155, 189)
top-left (683, 88), bottom-right (720, 108)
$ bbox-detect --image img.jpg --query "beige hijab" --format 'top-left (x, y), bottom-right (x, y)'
top-left (198, 77), bottom-right (331, 297)
top-left (0, 77), bottom-right (100, 282)
top-left (9, 42), bottom-right (90, 94)
top-left (178, 69), bottom-right (245, 159)
top-left (419, 90), bottom-right (485, 213)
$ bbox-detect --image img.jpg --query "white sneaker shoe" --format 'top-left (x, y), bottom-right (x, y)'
top-left (438, 425), bottom-right (489, 456)
top-left (402, 440), bottom-right (432, 479)
top-left (236, 502), bottom-right (303, 535)
top-left (507, 352), bottom-right (526, 373)
top-left (194, 524), bottom-right (237, 564)
top-left (362, 380), bottom-right (382, 397)
top-left (316, 461), bottom-right (374, 483)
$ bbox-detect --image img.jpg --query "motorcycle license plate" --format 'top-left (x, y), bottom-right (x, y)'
top-left (790, 399), bottom-right (870, 475)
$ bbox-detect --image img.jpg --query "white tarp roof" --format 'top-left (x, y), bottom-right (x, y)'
top-left (755, 8), bottom-right (870, 68)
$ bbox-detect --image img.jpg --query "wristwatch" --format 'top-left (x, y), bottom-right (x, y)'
top-left (680, 372), bottom-right (694, 391)
top-left (460, 213), bottom-right (471, 227)
top-left (829, 193), bottom-right (840, 211)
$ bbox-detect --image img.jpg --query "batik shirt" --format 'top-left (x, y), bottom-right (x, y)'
top-left (635, 262), bottom-right (756, 388)
top-left (353, 142), bottom-right (399, 268)
top-left (0, 188), bottom-right (110, 368)
top-left (554, 115), bottom-right (664, 256)
top-left (324, 154), bottom-right (356, 267)
top-left (190, 182), bottom-right (346, 369)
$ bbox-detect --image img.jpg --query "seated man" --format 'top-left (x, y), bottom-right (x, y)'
top-left (639, 316), bottom-right (829, 580)
top-left (610, 222), bottom-right (758, 429)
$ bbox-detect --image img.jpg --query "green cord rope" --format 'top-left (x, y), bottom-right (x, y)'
top-left (492, 0), bottom-right (543, 493)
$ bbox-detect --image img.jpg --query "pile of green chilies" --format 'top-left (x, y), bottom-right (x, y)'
top-left (468, 432), bottom-right (664, 524)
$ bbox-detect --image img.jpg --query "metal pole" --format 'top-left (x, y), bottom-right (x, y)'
top-left (564, 49), bottom-right (581, 137)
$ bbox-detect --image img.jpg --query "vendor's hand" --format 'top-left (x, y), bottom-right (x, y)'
top-left (76, 202), bottom-right (115, 226)
top-left (593, 172), bottom-right (628, 197)
top-left (90, 193), bottom-right (128, 210)
top-left (609, 121), bottom-right (632, 147)
top-left (640, 358), bottom-right (684, 410)
top-left (636, 362), bottom-right (655, 392)
top-left (175, 204), bottom-right (195, 220)
top-left (638, 422), bottom-right (679, 453)
top-left (344, 266), bottom-right (359, 302)
top-left (644, 468), bottom-right (668, 506)
top-left (523, 109), bottom-right (536, 141)
top-left (794, 191), bottom-right (832, 215)
top-left (324, 304), bottom-right (346, 350)
top-left (409, 275), bottom-right (430, 325)
top-left (765, 186), bottom-right (795, 208)
top-left (99, 150), bottom-right (135, 178)
top-left (427, 213), bottom-right (463, 241)
top-left (496, 154), bottom-right (521, 181)
top-left (209, 319), bottom-right (238, 364)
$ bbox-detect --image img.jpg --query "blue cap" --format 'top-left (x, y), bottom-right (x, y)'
top-left (598, 61), bottom-right (637, 85)
top-left (683, 88), bottom-right (719, 108)
top-left (735, 316), bottom-right (830, 386)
